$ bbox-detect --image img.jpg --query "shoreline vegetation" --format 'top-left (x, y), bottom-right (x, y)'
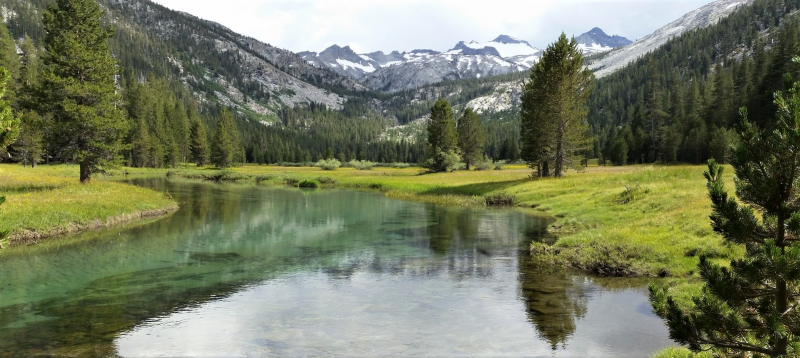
top-left (164, 163), bottom-right (737, 279)
top-left (0, 165), bottom-right (177, 248)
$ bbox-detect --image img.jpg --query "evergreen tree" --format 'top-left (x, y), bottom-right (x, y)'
top-left (12, 111), bottom-right (44, 167)
top-left (0, 23), bottom-right (19, 107)
top-left (456, 108), bottom-right (486, 170)
top-left (520, 33), bottom-right (594, 177)
top-left (17, 36), bottom-right (40, 111)
top-left (189, 118), bottom-right (209, 166)
top-left (650, 79), bottom-right (800, 357)
top-left (0, 68), bottom-right (19, 149)
top-left (0, 68), bottom-right (17, 250)
top-left (425, 98), bottom-right (459, 172)
top-left (211, 109), bottom-right (235, 169)
top-left (40, 0), bottom-right (128, 182)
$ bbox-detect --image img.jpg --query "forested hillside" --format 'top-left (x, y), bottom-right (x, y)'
top-left (589, 0), bottom-right (800, 165)
top-left (4, 0), bottom-right (800, 167)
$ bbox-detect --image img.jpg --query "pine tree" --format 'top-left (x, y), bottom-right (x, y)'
top-left (650, 78), bottom-right (800, 357)
top-left (425, 98), bottom-right (459, 172)
top-left (189, 118), bottom-right (209, 166)
top-left (456, 108), bottom-right (485, 170)
top-left (211, 110), bottom-right (234, 169)
top-left (40, 0), bottom-right (128, 182)
top-left (0, 68), bottom-right (19, 149)
top-left (0, 68), bottom-right (18, 250)
top-left (13, 111), bottom-right (44, 167)
top-left (0, 23), bottom-right (19, 107)
top-left (17, 36), bottom-right (40, 111)
top-left (520, 33), bottom-right (594, 177)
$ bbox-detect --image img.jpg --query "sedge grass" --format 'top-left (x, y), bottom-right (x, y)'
top-left (0, 165), bottom-right (177, 246)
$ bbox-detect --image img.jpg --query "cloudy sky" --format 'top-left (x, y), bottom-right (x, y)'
top-left (151, 0), bottom-right (714, 54)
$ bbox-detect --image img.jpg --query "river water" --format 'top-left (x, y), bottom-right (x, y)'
top-left (0, 178), bottom-right (673, 357)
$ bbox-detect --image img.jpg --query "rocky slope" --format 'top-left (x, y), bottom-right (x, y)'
top-left (589, 0), bottom-right (754, 77)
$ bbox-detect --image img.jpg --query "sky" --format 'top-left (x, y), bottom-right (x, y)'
top-left (151, 0), bottom-right (715, 54)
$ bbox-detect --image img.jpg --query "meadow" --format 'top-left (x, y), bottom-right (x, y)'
top-left (0, 165), bottom-right (177, 247)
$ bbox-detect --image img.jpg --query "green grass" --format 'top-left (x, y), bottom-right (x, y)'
top-left (650, 347), bottom-right (713, 358)
top-left (0, 165), bottom-right (178, 247)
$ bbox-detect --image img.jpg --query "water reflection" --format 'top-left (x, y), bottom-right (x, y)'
top-left (0, 179), bottom-right (671, 357)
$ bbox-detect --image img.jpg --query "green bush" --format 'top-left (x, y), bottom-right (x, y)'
top-left (349, 160), bottom-right (377, 170)
top-left (423, 149), bottom-right (462, 172)
top-left (316, 177), bottom-right (338, 185)
top-left (315, 158), bottom-right (341, 171)
top-left (298, 179), bottom-right (320, 188)
top-left (618, 184), bottom-right (649, 204)
top-left (485, 193), bottom-right (515, 206)
top-left (475, 161), bottom-right (493, 171)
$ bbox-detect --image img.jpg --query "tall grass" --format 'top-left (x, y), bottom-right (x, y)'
top-left (0, 165), bottom-right (177, 246)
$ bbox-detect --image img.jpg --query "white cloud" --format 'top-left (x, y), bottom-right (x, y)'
top-left (152, 0), bottom-right (715, 54)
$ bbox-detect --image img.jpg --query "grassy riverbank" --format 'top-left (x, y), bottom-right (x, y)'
top-left (167, 163), bottom-right (736, 280)
top-left (0, 165), bottom-right (178, 247)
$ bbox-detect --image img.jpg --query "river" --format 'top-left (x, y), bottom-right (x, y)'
top-left (0, 178), bottom-right (673, 357)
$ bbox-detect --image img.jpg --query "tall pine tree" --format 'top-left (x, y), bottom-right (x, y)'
top-left (211, 109), bottom-right (235, 169)
top-left (40, 0), bottom-right (128, 182)
top-left (425, 98), bottom-right (459, 172)
top-left (520, 33), bottom-right (594, 177)
top-left (457, 108), bottom-right (485, 170)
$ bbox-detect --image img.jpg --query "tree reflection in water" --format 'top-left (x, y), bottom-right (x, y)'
top-left (518, 253), bottom-right (593, 350)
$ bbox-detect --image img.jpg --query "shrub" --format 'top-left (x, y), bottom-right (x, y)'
top-left (284, 178), bottom-right (300, 186)
top-left (485, 193), bottom-right (515, 206)
top-left (422, 149), bottom-right (462, 172)
top-left (618, 184), bottom-right (649, 204)
top-left (391, 163), bottom-right (411, 168)
top-left (316, 177), bottom-right (338, 185)
top-left (298, 179), bottom-right (320, 188)
top-left (254, 174), bottom-right (274, 183)
top-left (315, 158), bottom-right (341, 171)
top-left (475, 161), bottom-right (493, 171)
top-left (494, 161), bottom-right (506, 171)
top-left (349, 160), bottom-right (377, 170)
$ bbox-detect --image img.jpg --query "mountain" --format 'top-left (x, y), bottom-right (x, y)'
top-left (589, 0), bottom-right (754, 77)
top-left (300, 30), bottom-right (637, 93)
top-left (299, 45), bottom-right (379, 79)
top-left (446, 35), bottom-right (540, 57)
top-left (575, 27), bottom-right (632, 55)
top-left (361, 54), bottom-right (527, 92)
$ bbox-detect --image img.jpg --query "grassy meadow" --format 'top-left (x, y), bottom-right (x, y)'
top-left (0, 165), bottom-right (177, 247)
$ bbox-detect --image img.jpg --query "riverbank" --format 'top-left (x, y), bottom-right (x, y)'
top-left (166, 164), bottom-right (736, 281)
top-left (0, 165), bottom-right (178, 247)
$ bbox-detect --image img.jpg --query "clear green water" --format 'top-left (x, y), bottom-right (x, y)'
top-left (0, 178), bottom-right (673, 357)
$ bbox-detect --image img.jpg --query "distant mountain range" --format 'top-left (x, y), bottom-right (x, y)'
top-left (300, 30), bottom-right (631, 92)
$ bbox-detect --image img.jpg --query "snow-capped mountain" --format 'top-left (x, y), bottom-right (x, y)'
top-left (298, 45), bottom-right (380, 79)
top-left (446, 35), bottom-right (540, 58)
top-left (589, 0), bottom-right (754, 77)
top-left (301, 29), bottom-right (632, 92)
top-left (361, 53), bottom-right (527, 92)
top-left (575, 27), bottom-right (632, 55)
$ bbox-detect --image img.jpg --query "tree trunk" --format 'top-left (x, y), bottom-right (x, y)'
top-left (80, 159), bottom-right (91, 183)
top-left (542, 161), bottom-right (550, 177)
top-left (555, 139), bottom-right (564, 178)
top-left (775, 214), bottom-right (788, 357)
top-left (466, 159), bottom-right (470, 171)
